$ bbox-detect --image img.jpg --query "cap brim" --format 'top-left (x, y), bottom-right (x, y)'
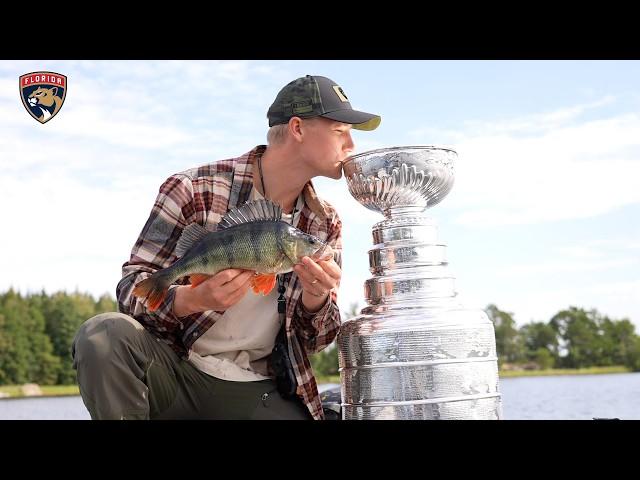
top-left (321, 109), bottom-right (381, 131)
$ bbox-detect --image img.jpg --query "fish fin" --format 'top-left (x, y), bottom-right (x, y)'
top-left (250, 274), bottom-right (277, 296)
top-left (190, 274), bottom-right (212, 288)
top-left (132, 276), bottom-right (169, 312)
top-left (175, 223), bottom-right (209, 258)
top-left (218, 199), bottom-right (282, 229)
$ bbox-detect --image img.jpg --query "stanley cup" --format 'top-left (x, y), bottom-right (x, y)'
top-left (338, 146), bottom-right (503, 420)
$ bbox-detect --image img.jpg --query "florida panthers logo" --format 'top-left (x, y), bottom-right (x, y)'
top-left (20, 72), bottom-right (67, 124)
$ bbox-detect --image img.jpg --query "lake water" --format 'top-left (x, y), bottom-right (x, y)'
top-left (2, 372), bottom-right (639, 420)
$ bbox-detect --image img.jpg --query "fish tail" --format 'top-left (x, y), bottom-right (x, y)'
top-left (132, 273), bottom-right (171, 312)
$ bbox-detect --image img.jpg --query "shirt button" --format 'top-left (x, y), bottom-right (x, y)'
top-left (192, 332), bottom-right (198, 337)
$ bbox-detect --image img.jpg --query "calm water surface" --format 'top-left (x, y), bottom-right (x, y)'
top-left (2, 372), bottom-right (638, 420)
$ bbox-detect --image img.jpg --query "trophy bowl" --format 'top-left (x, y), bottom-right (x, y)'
top-left (342, 146), bottom-right (457, 217)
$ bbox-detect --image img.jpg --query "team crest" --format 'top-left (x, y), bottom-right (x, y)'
top-left (19, 71), bottom-right (67, 124)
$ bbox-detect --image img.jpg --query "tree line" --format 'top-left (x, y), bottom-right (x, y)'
top-left (310, 303), bottom-right (640, 376)
top-left (1, 289), bottom-right (638, 386)
top-left (486, 304), bottom-right (640, 371)
top-left (0, 289), bottom-right (117, 385)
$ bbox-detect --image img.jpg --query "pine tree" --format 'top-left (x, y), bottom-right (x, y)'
top-left (0, 289), bottom-right (60, 385)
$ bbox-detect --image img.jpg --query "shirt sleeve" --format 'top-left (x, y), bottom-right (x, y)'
top-left (116, 173), bottom-right (201, 356)
top-left (292, 213), bottom-right (343, 355)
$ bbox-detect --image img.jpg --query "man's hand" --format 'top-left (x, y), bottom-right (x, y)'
top-left (294, 255), bottom-right (341, 313)
top-left (173, 268), bottom-right (255, 317)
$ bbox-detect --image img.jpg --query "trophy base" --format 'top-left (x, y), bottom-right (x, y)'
top-left (338, 307), bottom-right (503, 420)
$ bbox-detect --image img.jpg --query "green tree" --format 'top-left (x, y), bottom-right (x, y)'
top-left (485, 304), bottom-right (526, 365)
top-left (550, 307), bottom-right (601, 368)
top-left (533, 347), bottom-right (555, 369)
top-left (519, 321), bottom-right (559, 366)
top-left (0, 313), bottom-right (7, 384)
top-left (0, 290), bottom-right (31, 383)
top-left (625, 337), bottom-right (640, 371)
top-left (520, 321), bottom-right (559, 355)
top-left (599, 317), bottom-right (637, 367)
top-left (42, 291), bottom-right (97, 384)
top-left (0, 289), bottom-right (60, 385)
top-left (95, 293), bottom-right (117, 314)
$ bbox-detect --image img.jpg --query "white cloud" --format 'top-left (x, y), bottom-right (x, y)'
top-left (408, 96), bottom-right (640, 227)
top-left (447, 112), bottom-right (640, 226)
top-left (554, 239), bottom-right (640, 260)
top-left (0, 171), bottom-right (156, 297)
top-left (464, 95), bottom-right (616, 135)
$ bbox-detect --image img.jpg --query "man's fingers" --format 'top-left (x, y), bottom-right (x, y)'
top-left (226, 282), bottom-right (251, 305)
top-left (217, 273), bottom-right (254, 308)
top-left (203, 269), bottom-right (253, 290)
top-left (301, 257), bottom-right (340, 283)
top-left (208, 268), bottom-right (243, 286)
top-left (222, 270), bottom-right (255, 292)
top-left (317, 259), bottom-right (341, 280)
top-left (295, 262), bottom-right (333, 292)
top-left (293, 265), bottom-right (309, 285)
top-left (300, 257), bottom-right (328, 282)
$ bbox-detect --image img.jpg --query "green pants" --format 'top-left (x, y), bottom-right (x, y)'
top-left (71, 312), bottom-right (312, 420)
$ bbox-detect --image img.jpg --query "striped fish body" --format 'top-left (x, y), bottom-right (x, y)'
top-left (133, 199), bottom-right (329, 311)
top-left (170, 220), bottom-right (296, 280)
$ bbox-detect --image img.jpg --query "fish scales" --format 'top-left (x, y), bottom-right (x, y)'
top-left (132, 199), bottom-right (329, 310)
top-left (176, 222), bottom-right (286, 276)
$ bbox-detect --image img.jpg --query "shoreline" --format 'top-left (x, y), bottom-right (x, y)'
top-left (315, 366), bottom-right (633, 384)
top-left (1, 366), bottom-right (633, 399)
top-left (497, 365), bottom-right (631, 378)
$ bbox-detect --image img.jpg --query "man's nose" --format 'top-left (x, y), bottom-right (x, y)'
top-left (344, 132), bottom-right (355, 154)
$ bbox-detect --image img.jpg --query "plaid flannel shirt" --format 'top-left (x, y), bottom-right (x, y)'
top-left (116, 145), bottom-right (342, 420)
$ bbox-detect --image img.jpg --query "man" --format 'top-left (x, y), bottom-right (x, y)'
top-left (72, 74), bottom-right (381, 420)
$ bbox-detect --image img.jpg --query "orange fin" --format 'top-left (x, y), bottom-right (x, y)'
top-left (190, 274), bottom-right (212, 288)
top-left (133, 277), bottom-right (168, 312)
top-left (250, 274), bottom-right (277, 296)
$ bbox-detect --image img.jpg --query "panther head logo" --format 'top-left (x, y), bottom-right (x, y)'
top-left (20, 72), bottom-right (67, 124)
top-left (28, 87), bottom-right (63, 121)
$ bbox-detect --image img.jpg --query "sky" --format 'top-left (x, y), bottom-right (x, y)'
top-left (1, 60), bottom-right (639, 328)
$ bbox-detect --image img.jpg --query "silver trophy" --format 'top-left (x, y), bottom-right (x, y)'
top-left (338, 146), bottom-right (502, 420)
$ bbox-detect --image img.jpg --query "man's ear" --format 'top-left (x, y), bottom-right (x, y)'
top-left (288, 116), bottom-right (304, 142)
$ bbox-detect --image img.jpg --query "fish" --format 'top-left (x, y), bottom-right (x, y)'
top-left (132, 198), bottom-right (332, 311)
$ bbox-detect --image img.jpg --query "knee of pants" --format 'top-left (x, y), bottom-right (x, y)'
top-left (72, 312), bottom-right (145, 368)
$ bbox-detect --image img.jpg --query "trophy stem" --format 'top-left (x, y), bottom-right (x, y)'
top-left (385, 205), bottom-right (426, 218)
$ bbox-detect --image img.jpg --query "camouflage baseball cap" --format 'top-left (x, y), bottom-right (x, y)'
top-left (267, 75), bottom-right (381, 131)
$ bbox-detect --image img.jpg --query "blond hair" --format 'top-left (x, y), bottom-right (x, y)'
top-left (266, 124), bottom-right (288, 145)
top-left (267, 117), bottom-right (324, 145)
